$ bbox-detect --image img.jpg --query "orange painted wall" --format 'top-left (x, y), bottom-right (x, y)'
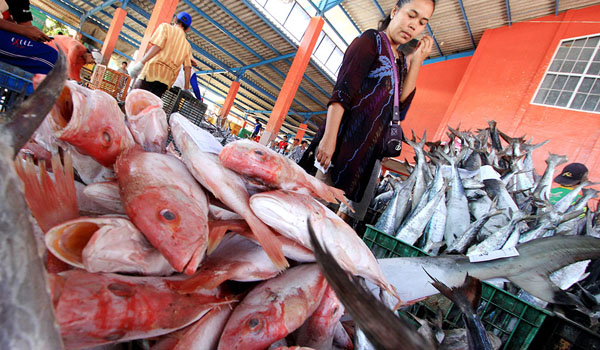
top-left (431, 5), bottom-right (600, 185)
top-left (400, 56), bottom-right (472, 162)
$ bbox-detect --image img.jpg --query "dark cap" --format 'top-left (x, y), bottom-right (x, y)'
top-left (554, 162), bottom-right (588, 186)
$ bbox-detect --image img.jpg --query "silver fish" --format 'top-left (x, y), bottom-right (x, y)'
top-left (440, 151), bottom-right (470, 247)
top-left (405, 133), bottom-right (428, 211)
top-left (395, 184), bottom-right (446, 246)
top-left (532, 153), bottom-right (568, 203)
top-left (378, 235), bottom-right (600, 306)
top-left (447, 208), bottom-right (505, 254)
top-left (0, 52), bottom-right (67, 349)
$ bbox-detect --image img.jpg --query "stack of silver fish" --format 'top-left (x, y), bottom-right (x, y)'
top-left (372, 123), bottom-right (600, 309)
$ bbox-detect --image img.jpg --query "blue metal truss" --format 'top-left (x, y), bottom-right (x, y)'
top-left (195, 53), bottom-right (297, 75)
top-left (339, 6), bottom-right (361, 34)
top-left (426, 24), bottom-right (443, 57)
top-left (31, 5), bottom-right (134, 60)
top-left (183, 0), bottom-right (328, 109)
top-left (505, 0), bottom-right (512, 26)
top-left (372, 0), bottom-right (386, 18)
top-left (318, 0), bottom-right (345, 15)
top-left (81, 0), bottom-right (119, 22)
top-left (457, 0), bottom-right (476, 49)
top-left (555, 0), bottom-right (560, 16)
top-left (306, 0), bottom-right (349, 47)
top-left (206, 0), bottom-right (332, 99)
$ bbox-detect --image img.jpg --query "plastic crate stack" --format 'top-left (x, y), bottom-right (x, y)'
top-left (162, 87), bottom-right (208, 145)
top-left (0, 61), bottom-right (34, 112)
top-left (89, 65), bottom-right (131, 101)
top-left (363, 225), bottom-right (552, 350)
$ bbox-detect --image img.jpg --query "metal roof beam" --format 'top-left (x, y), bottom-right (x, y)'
top-left (81, 0), bottom-right (119, 22)
top-left (456, 0), bottom-right (476, 49)
top-left (307, 1), bottom-right (349, 47)
top-left (426, 24), bottom-right (443, 56)
top-left (76, 0), bottom-right (144, 40)
top-left (340, 6), bottom-right (361, 34)
top-left (555, 0), bottom-right (560, 16)
top-left (318, 0), bottom-right (345, 15)
top-left (207, 0), bottom-right (331, 98)
top-left (372, 0), bottom-right (386, 18)
top-left (184, 0), bottom-right (326, 109)
top-left (505, 0), bottom-right (512, 26)
top-left (32, 5), bottom-right (134, 60)
top-left (50, 0), bottom-right (140, 47)
top-left (239, 0), bottom-right (335, 85)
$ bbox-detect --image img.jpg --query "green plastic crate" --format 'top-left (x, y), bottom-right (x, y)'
top-left (363, 224), bottom-right (552, 350)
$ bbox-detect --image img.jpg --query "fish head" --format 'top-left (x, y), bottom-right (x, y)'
top-left (52, 82), bottom-right (134, 167)
top-left (125, 89), bottom-right (163, 117)
top-left (116, 147), bottom-right (209, 272)
top-left (218, 304), bottom-right (286, 350)
top-left (219, 140), bottom-right (282, 185)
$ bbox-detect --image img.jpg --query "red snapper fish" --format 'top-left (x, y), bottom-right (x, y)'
top-left (115, 147), bottom-right (209, 274)
top-left (50, 270), bottom-right (229, 349)
top-left (44, 216), bottom-right (175, 276)
top-left (218, 264), bottom-right (327, 350)
top-left (250, 190), bottom-right (400, 304)
top-left (151, 303), bottom-right (237, 350)
top-left (170, 233), bottom-right (281, 291)
top-left (295, 285), bottom-right (345, 350)
top-left (125, 89), bottom-right (168, 153)
top-left (48, 81), bottom-right (135, 167)
top-left (219, 140), bottom-right (349, 207)
top-left (170, 114), bottom-right (287, 270)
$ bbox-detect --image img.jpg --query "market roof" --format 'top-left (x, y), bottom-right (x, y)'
top-left (30, 0), bottom-right (600, 138)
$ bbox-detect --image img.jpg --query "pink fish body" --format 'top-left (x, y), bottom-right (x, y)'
top-left (218, 264), bottom-right (327, 350)
top-left (152, 304), bottom-right (237, 350)
top-left (49, 81), bottom-right (135, 167)
top-left (170, 114), bottom-right (287, 270)
top-left (219, 140), bottom-right (348, 206)
top-left (125, 89), bottom-right (168, 153)
top-left (115, 147), bottom-right (209, 273)
top-left (51, 270), bottom-right (227, 349)
top-left (295, 285), bottom-right (345, 350)
top-left (250, 190), bottom-right (400, 303)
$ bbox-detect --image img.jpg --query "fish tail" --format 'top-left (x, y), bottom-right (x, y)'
top-left (207, 219), bottom-right (249, 254)
top-left (169, 268), bottom-right (231, 293)
top-left (246, 216), bottom-right (289, 271)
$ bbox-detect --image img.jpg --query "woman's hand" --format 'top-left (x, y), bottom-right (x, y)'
top-left (316, 133), bottom-right (337, 171)
top-left (410, 35), bottom-right (433, 66)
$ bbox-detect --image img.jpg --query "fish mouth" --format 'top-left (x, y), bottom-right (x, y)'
top-left (45, 220), bottom-right (101, 268)
top-left (125, 89), bottom-right (163, 117)
top-left (52, 86), bottom-right (74, 129)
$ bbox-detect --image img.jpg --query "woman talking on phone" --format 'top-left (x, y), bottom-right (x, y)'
top-left (299, 0), bottom-right (435, 221)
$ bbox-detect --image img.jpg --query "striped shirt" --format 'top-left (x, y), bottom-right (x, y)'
top-left (140, 23), bottom-right (191, 87)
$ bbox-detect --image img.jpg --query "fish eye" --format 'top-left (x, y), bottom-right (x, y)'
top-left (160, 209), bottom-right (176, 221)
top-left (254, 150), bottom-right (264, 156)
top-left (248, 318), bottom-right (263, 332)
top-left (101, 131), bottom-right (112, 147)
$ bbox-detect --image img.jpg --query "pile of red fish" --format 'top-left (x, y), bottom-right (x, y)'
top-left (16, 85), bottom-right (398, 349)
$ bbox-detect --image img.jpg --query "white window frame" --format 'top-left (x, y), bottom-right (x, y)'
top-left (531, 33), bottom-right (600, 114)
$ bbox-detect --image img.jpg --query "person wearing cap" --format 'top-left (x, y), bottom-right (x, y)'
top-left (129, 11), bottom-right (193, 97)
top-left (549, 162), bottom-right (589, 205)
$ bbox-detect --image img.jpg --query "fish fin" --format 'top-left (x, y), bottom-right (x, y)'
top-left (14, 152), bottom-right (78, 232)
top-left (207, 219), bottom-right (248, 254)
top-left (426, 271), bottom-right (482, 312)
top-left (245, 215), bottom-right (289, 271)
top-left (168, 266), bottom-right (231, 292)
top-left (507, 272), bottom-right (580, 306)
top-left (307, 218), bottom-right (433, 350)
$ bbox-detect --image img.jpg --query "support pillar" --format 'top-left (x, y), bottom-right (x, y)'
top-left (135, 0), bottom-right (178, 61)
top-left (260, 16), bottom-right (324, 146)
top-left (220, 81), bottom-right (241, 120)
top-left (101, 8), bottom-right (127, 65)
top-left (295, 123), bottom-right (307, 141)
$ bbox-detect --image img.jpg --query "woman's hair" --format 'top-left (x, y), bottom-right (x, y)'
top-left (377, 0), bottom-right (436, 31)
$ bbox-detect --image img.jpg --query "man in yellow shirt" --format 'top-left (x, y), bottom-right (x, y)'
top-left (129, 12), bottom-right (192, 97)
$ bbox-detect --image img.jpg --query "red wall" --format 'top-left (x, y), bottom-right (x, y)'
top-left (413, 5), bottom-right (600, 187)
top-left (400, 56), bottom-right (471, 162)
